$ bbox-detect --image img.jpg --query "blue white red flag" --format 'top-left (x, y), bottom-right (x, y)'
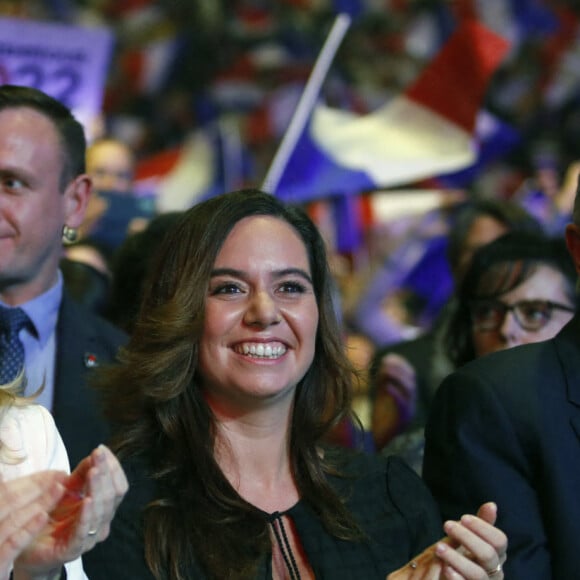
top-left (134, 120), bottom-right (249, 212)
top-left (272, 20), bottom-right (510, 203)
top-left (434, 110), bottom-right (522, 189)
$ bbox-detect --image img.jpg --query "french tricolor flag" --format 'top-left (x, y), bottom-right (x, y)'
top-left (271, 20), bottom-right (510, 203)
top-left (134, 121), bottom-right (249, 212)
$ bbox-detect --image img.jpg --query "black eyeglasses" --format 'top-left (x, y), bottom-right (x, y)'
top-left (470, 299), bottom-right (575, 332)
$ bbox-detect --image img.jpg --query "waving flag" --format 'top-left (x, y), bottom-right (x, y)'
top-left (433, 110), bottom-right (522, 189)
top-left (134, 120), bottom-right (249, 212)
top-left (272, 20), bottom-right (510, 203)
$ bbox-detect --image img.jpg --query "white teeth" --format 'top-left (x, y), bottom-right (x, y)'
top-left (237, 343), bottom-right (286, 359)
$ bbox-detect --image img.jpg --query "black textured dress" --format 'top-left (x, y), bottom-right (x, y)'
top-left (83, 449), bottom-right (442, 579)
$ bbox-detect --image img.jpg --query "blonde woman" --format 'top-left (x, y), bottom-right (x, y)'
top-left (0, 376), bottom-right (128, 580)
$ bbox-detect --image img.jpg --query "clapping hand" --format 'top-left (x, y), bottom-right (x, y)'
top-left (14, 445), bottom-right (128, 577)
top-left (387, 502), bottom-right (507, 579)
top-left (0, 471), bottom-right (69, 580)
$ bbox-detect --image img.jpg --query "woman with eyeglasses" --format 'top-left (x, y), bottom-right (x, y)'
top-left (423, 227), bottom-right (580, 578)
top-left (445, 230), bottom-right (578, 366)
top-left (380, 231), bottom-right (577, 475)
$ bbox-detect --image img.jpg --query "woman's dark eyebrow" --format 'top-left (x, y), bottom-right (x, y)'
top-left (210, 268), bottom-right (244, 279)
top-left (275, 268), bottom-right (313, 284)
top-left (210, 267), bottom-right (313, 284)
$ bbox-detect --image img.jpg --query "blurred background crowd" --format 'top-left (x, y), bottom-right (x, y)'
top-left (4, 0), bottom-right (580, 440)
top-left (6, 0), bottom-right (580, 193)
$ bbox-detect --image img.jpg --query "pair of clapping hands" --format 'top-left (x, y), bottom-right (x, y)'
top-left (388, 502), bottom-right (507, 579)
top-left (0, 445), bottom-right (127, 580)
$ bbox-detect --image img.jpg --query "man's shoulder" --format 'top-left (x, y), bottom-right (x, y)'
top-left (58, 293), bottom-right (127, 345)
top-left (56, 295), bottom-right (128, 368)
top-left (82, 307), bottom-right (127, 343)
top-left (440, 336), bottom-right (566, 404)
top-left (475, 331), bottom-right (570, 371)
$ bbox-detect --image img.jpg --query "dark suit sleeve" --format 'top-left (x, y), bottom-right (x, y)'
top-left (422, 366), bottom-right (551, 579)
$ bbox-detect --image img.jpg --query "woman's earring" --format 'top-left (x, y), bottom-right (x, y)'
top-left (62, 225), bottom-right (78, 244)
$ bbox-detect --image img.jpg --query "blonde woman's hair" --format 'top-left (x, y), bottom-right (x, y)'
top-left (0, 373), bottom-right (39, 465)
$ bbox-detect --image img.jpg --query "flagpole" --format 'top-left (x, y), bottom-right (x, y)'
top-left (261, 13), bottom-right (351, 195)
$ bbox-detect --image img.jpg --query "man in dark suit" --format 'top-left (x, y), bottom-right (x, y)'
top-left (0, 85), bottom-right (127, 468)
top-left (53, 295), bottom-right (126, 467)
top-left (423, 193), bottom-right (580, 578)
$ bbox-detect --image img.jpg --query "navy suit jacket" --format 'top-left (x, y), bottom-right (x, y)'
top-left (423, 315), bottom-right (580, 579)
top-left (52, 293), bottom-right (127, 468)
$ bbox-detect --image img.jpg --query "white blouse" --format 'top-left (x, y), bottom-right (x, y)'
top-left (0, 404), bottom-right (86, 579)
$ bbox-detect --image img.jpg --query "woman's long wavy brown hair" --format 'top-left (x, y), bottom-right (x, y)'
top-left (94, 189), bottom-right (361, 579)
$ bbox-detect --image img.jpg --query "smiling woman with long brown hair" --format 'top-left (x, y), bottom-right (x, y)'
top-left (85, 189), bottom-right (507, 580)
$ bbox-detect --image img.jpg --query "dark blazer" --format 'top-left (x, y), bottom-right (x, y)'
top-left (84, 451), bottom-right (442, 579)
top-left (51, 293), bottom-right (127, 468)
top-left (423, 315), bottom-right (580, 580)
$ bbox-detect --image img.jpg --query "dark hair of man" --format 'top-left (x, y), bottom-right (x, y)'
top-left (0, 84), bottom-right (86, 190)
top-left (447, 198), bottom-right (543, 276)
top-left (95, 189), bottom-right (361, 579)
top-left (445, 231), bottom-right (578, 366)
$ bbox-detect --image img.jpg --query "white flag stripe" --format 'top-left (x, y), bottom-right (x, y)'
top-left (312, 97), bottom-right (476, 187)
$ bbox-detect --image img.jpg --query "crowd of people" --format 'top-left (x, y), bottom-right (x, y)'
top-left (1, 80), bottom-right (579, 578)
top-left (1, 2), bottom-right (580, 579)
top-left (0, 83), bottom-right (506, 578)
top-left (5, 1), bottom-right (580, 205)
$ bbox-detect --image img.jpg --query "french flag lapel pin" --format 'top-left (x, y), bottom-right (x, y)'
top-left (84, 353), bottom-right (99, 368)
